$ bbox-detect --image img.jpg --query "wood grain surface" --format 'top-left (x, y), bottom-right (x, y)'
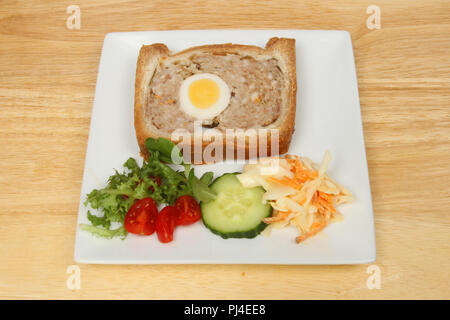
top-left (0, 0), bottom-right (449, 299)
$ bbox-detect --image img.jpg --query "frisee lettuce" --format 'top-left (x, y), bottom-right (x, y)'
top-left (145, 137), bottom-right (217, 203)
top-left (81, 138), bottom-right (216, 239)
top-left (79, 224), bottom-right (127, 239)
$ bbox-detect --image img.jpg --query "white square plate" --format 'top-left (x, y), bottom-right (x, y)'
top-left (74, 30), bottom-right (376, 264)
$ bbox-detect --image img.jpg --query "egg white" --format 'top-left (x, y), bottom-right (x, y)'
top-left (179, 73), bottom-right (230, 120)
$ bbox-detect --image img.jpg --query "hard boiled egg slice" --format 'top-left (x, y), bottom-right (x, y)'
top-left (179, 73), bottom-right (230, 120)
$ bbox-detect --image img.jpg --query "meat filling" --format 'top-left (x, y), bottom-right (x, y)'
top-left (147, 53), bottom-right (284, 133)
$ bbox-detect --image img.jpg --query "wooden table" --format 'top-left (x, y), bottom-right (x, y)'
top-left (0, 0), bottom-right (449, 300)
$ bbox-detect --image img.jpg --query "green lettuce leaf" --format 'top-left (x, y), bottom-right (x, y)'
top-left (79, 224), bottom-right (127, 239)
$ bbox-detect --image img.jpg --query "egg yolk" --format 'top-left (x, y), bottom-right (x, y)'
top-left (188, 79), bottom-right (220, 109)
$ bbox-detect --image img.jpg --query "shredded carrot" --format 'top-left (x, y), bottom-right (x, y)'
top-left (295, 211), bottom-right (329, 243)
top-left (263, 210), bottom-right (291, 223)
top-left (312, 191), bottom-right (336, 213)
top-left (295, 219), bottom-right (328, 243)
top-left (287, 158), bottom-right (318, 183)
top-left (318, 192), bottom-right (332, 200)
top-left (250, 153), bottom-right (353, 244)
top-left (319, 198), bottom-right (336, 213)
top-left (319, 192), bottom-right (336, 213)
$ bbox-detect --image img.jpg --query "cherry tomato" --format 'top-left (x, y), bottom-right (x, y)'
top-left (174, 195), bottom-right (202, 226)
top-left (155, 206), bottom-right (178, 243)
top-left (124, 198), bottom-right (158, 235)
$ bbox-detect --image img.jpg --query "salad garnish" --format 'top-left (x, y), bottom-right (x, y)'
top-left (79, 138), bottom-right (354, 245)
top-left (80, 138), bottom-right (215, 240)
top-left (237, 152), bottom-right (354, 243)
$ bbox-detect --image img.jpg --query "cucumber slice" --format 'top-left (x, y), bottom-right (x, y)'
top-left (201, 173), bottom-right (272, 239)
